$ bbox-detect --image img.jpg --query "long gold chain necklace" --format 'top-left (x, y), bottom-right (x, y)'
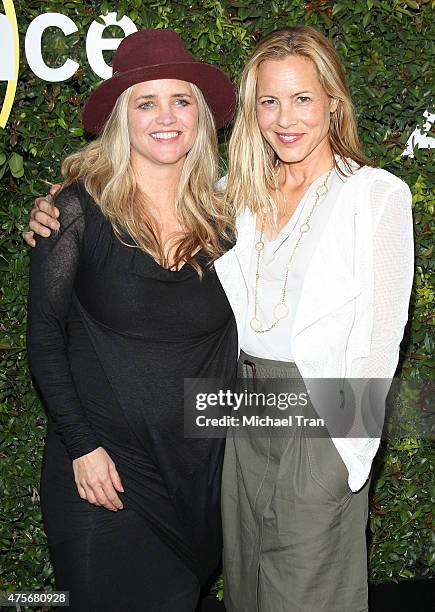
top-left (250, 168), bottom-right (333, 334)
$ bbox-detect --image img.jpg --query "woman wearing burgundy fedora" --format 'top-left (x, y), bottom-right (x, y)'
top-left (26, 29), bottom-right (237, 611)
top-left (26, 25), bottom-right (414, 612)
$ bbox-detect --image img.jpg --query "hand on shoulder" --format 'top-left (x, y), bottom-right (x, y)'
top-left (24, 183), bottom-right (62, 247)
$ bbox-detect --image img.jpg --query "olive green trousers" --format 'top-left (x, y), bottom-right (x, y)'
top-left (222, 352), bottom-right (370, 612)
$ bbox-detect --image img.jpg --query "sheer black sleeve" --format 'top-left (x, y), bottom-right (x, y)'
top-left (27, 183), bottom-right (101, 460)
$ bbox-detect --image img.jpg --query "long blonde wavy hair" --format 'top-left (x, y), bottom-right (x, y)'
top-left (226, 26), bottom-right (369, 217)
top-left (61, 82), bottom-right (234, 275)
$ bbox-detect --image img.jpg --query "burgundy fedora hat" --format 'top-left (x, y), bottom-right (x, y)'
top-left (82, 28), bottom-right (236, 133)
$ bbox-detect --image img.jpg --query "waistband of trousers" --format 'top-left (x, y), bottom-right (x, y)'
top-left (239, 350), bottom-right (301, 378)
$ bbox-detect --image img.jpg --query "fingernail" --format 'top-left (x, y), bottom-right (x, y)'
top-left (42, 229), bottom-right (50, 237)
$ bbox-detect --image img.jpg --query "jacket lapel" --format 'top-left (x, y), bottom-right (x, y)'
top-left (234, 208), bottom-right (257, 280)
top-left (292, 228), bottom-right (361, 337)
top-left (214, 210), bottom-right (255, 350)
top-left (292, 181), bottom-right (361, 337)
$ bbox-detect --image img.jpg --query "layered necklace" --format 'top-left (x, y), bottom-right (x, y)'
top-left (250, 168), bottom-right (333, 334)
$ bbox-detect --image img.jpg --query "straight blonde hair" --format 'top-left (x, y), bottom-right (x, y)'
top-left (226, 26), bottom-right (370, 217)
top-left (61, 83), bottom-right (234, 275)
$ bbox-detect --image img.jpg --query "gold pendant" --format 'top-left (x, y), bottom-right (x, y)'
top-left (316, 184), bottom-right (328, 196)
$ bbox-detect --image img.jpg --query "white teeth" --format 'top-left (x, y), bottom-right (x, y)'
top-left (279, 135), bottom-right (298, 142)
top-left (151, 131), bottom-right (179, 140)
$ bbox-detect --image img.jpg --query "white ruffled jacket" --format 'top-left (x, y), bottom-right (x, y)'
top-left (215, 166), bottom-right (414, 491)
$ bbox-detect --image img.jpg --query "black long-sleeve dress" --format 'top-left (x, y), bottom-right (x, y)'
top-left (27, 182), bottom-right (238, 611)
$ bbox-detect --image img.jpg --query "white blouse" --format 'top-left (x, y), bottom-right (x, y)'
top-left (215, 163), bottom-right (414, 491)
top-left (242, 167), bottom-right (347, 360)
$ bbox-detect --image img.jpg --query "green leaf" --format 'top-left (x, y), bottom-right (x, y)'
top-left (238, 7), bottom-right (250, 20)
top-left (57, 117), bottom-right (68, 130)
top-left (198, 33), bottom-right (208, 50)
top-left (363, 12), bottom-right (371, 27)
top-left (338, 42), bottom-right (348, 57)
top-left (8, 153), bottom-right (24, 178)
top-left (69, 127), bottom-right (84, 137)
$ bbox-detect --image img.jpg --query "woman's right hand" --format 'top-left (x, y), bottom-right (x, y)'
top-left (23, 183), bottom-right (62, 247)
top-left (73, 446), bottom-right (125, 512)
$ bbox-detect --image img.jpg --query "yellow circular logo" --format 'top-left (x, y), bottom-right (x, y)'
top-left (0, 0), bottom-right (19, 128)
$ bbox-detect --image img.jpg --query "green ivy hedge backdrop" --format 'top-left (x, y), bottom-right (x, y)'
top-left (1, 0), bottom-right (433, 599)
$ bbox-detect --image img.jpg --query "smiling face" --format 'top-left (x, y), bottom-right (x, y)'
top-left (256, 55), bottom-right (337, 168)
top-left (127, 78), bottom-right (199, 171)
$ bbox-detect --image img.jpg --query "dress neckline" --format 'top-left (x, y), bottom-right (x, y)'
top-left (144, 247), bottom-right (205, 274)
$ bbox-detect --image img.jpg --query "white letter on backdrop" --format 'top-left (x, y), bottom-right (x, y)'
top-left (25, 13), bottom-right (79, 82)
top-left (86, 13), bottom-right (137, 80)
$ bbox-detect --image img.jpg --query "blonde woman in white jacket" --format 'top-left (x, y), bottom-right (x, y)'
top-left (215, 26), bottom-right (414, 612)
top-left (26, 25), bottom-right (414, 612)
